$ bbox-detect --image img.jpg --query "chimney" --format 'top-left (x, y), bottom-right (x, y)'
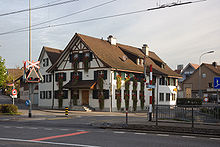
top-left (142, 44), bottom-right (149, 56)
top-left (107, 35), bottom-right (116, 45)
top-left (212, 62), bottom-right (217, 68)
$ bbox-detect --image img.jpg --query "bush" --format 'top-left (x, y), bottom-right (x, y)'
top-left (177, 98), bottom-right (202, 105)
top-left (0, 104), bottom-right (18, 114)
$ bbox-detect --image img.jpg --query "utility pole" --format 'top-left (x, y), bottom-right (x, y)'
top-left (28, 0), bottom-right (32, 118)
top-left (149, 64), bottom-right (153, 121)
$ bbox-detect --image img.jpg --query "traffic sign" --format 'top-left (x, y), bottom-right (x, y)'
top-left (25, 100), bottom-right (31, 106)
top-left (214, 77), bottom-right (220, 89)
top-left (147, 85), bottom-right (156, 89)
top-left (203, 97), bottom-right (208, 102)
top-left (12, 89), bottom-right (17, 96)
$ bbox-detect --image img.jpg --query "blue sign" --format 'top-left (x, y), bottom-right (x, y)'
top-left (147, 85), bottom-right (156, 89)
top-left (25, 100), bottom-right (30, 106)
top-left (214, 77), bottom-right (220, 89)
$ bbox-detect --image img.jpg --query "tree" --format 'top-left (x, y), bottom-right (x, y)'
top-left (0, 56), bottom-right (7, 88)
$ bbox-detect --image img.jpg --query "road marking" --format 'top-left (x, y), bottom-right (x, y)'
top-left (182, 136), bottom-right (196, 139)
top-left (44, 128), bottom-right (53, 130)
top-left (210, 138), bottom-right (220, 141)
top-left (134, 133), bottom-right (146, 135)
top-left (29, 127), bottom-right (38, 130)
top-left (16, 127), bottom-right (24, 129)
top-left (32, 131), bottom-right (89, 141)
top-left (3, 126), bottom-right (11, 128)
top-left (0, 137), bottom-right (100, 147)
top-left (157, 134), bottom-right (169, 137)
top-left (114, 131), bottom-right (125, 134)
top-left (60, 129), bottom-right (69, 131)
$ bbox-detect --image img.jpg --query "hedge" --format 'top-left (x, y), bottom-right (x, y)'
top-left (177, 98), bottom-right (202, 105)
top-left (0, 104), bottom-right (18, 114)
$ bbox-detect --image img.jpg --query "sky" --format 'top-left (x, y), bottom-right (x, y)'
top-left (0, 0), bottom-right (219, 70)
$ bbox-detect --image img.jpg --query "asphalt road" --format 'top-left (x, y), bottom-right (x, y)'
top-left (0, 117), bottom-right (220, 147)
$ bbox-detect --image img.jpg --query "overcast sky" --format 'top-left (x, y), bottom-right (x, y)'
top-left (0, 0), bottom-right (219, 70)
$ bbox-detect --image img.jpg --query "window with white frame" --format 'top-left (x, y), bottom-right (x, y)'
top-left (159, 93), bottom-right (164, 101)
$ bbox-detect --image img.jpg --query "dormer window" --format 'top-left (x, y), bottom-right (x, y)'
top-left (161, 63), bottom-right (165, 69)
top-left (136, 58), bottom-right (140, 65)
top-left (43, 58), bottom-right (49, 67)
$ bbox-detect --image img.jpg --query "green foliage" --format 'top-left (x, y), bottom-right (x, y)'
top-left (0, 56), bottom-right (7, 88)
top-left (139, 90), bottom-right (145, 110)
top-left (115, 90), bottom-right (121, 111)
top-left (124, 90), bottom-right (129, 110)
top-left (98, 92), bottom-right (104, 110)
top-left (177, 98), bottom-right (202, 105)
top-left (0, 104), bottom-right (18, 114)
top-left (132, 91), bottom-right (137, 111)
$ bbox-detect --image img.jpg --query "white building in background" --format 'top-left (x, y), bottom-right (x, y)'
top-left (38, 33), bottom-right (181, 111)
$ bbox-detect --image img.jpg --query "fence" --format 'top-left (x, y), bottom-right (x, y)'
top-left (152, 105), bottom-right (220, 126)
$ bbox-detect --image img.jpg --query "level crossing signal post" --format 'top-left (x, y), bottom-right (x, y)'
top-left (23, 60), bottom-right (43, 118)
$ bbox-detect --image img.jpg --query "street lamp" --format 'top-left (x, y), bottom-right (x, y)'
top-left (198, 50), bottom-right (214, 98)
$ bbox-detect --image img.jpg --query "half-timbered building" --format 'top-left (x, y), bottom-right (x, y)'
top-left (38, 33), bottom-right (181, 111)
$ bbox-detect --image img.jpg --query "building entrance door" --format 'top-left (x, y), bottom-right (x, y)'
top-left (82, 90), bottom-right (89, 105)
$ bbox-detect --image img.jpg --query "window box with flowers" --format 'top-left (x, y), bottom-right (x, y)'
top-left (83, 52), bottom-right (91, 72)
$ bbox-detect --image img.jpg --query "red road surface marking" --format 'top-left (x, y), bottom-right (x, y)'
top-left (32, 131), bottom-right (88, 141)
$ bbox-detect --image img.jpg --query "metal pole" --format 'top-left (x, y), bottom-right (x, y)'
top-left (192, 106), bottom-right (194, 130)
top-left (198, 51), bottom-right (214, 98)
top-left (149, 64), bottom-right (153, 121)
top-left (156, 76), bottom-right (159, 126)
top-left (126, 110), bottom-right (128, 125)
top-left (28, 0), bottom-right (32, 118)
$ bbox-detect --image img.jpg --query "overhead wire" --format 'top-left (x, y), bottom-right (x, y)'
top-left (0, 0), bottom-right (117, 35)
top-left (0, 0), bottom-right (206, 36)
top-left (0, 0), bottom-right (79, 17)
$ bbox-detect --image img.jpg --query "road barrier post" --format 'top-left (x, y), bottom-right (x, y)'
top-left (65, 107), bottom-right (68, 117)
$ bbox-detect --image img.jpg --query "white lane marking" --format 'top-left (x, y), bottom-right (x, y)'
top-left (134, 133), bottom-right (146, 135)
top-left (210, 138), bottom-right (220, 141)
top-left (114, 131), bottom-right (125, 134)
top-left (4, 126), bottom-right (11, 128)
top-left (157, 134), bottom-right (169, 137)
top-left (28, 127), bottom-right (38, 130)
top-left (16, 127), bottom-right (24, 129)
top-left (0, 137), bottom-right (101, 147)
top-left (60, 129), bottom-right (69, 131)
top-left (182, 136), bottom-right (196, 139)
top-left (44, 128), bottom-right (53, 130)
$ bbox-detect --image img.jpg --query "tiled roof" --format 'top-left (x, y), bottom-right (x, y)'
top-left (78, 33), bottom-right (180, 77)
top-left (190, 63), bottom-right (199, 70)
top-left (7, 69), bottom-right (23, 80)
top-left (44, 46), bottom-right (62, 64)
top-left (203, 63), bottom-right (220, 75)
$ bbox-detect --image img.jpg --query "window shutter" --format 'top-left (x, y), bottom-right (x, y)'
top-left (69, 54), bottom-right (72, 62)
top-left (55, 73), bottom-right (59, 82)
top-left (78, 53), bottom-right (83, 62)
top-left (70, 72), bottom-right (73, 81)
top-left (93, 90), bottom-right (98, 99)
top-left (104, 90), bottom-right (109, 99)
top-left (121, 72), bottom-right (125, 80)
top-left (89, 52), bottom-right (93, 61)
top-left (78, 72), bottom-right (82, 81)
top-left (104, 70), bottom-right (107, 80)
top-left (94, 71), bottom-right (98, 81)
top-left (63, 73), bottom-right (66, 81)
top-left (114, 71), bottom-right (117, 80)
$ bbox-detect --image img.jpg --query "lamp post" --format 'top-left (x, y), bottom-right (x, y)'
top-left (198, 50), bottom-right (214, 98)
